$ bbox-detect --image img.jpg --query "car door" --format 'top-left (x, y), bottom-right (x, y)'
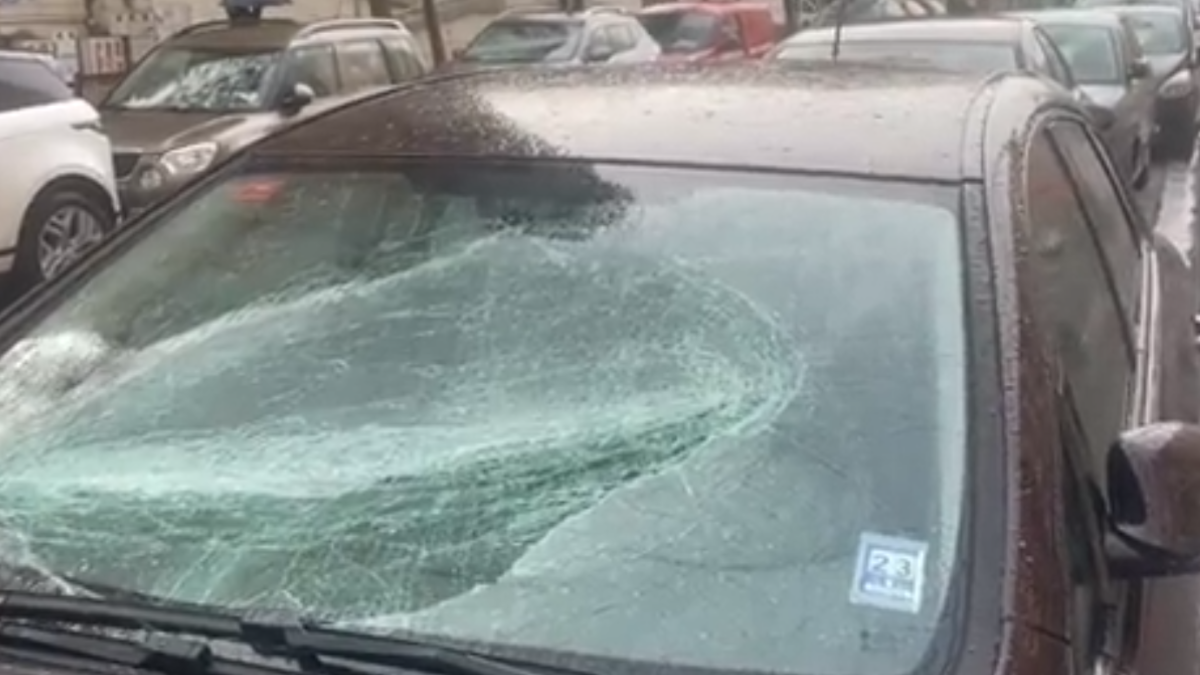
top-left (1020, 115), bottom-right (1142, 673)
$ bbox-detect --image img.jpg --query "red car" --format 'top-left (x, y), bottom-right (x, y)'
top-left (636, 0), bottom-right (777, 60)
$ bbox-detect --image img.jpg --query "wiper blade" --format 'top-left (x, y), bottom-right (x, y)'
top-left (0, 592), bottom-right (546, 675)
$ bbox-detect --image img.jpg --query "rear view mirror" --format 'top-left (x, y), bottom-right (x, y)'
top-left (1106, 423), bottom-right (1200, 578)
top-left (279, 82), bottom-right (315, 116)
top-left (1128, 57), bottom-right (1151, 80)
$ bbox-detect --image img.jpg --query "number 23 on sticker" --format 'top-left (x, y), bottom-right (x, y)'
top-left (849, 532), bottom-right (928, 614)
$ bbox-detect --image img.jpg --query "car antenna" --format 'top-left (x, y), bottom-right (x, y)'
top-left (830, 0), bottom-right (848, 60)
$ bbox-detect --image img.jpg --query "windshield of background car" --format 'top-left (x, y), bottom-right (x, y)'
top-left (1120, 10), bottom-right (1186, 53)
top-left (637, 10), bottom-right (720, 51)
top-left (0, 161), bottom-right (968, 675)
top-left (104, 45), bottom-right (280, 111)
top-left (460, 19), bottom-right (582, 62)
top-left (1041, 24), bottom-right (1122, 83)
top-left (773, 39), bottom-right (1017, 72)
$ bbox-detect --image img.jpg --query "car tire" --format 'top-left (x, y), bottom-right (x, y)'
top-left (1164, 112), bottom-right (1197, 162)
top-left (12, 184), bottom-right (115, 292)
top-left (1132, 139), bottom-right (1150, 190)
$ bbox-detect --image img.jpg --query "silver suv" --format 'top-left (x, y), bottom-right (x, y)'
top-left (451, 6), bottom-right (662, 67)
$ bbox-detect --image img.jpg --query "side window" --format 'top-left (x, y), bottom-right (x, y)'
top-left (285, 44), bottom-right (339, 99)
top-left (1049, 119), bottom-right (1141, 325)
top-left (716, 16), bottom-right (745, 49)
top-left (607, 24), bottom-right (637, 51)
top-left (1034, 29), bottom-right (1074, 88)
top-left (1058, 390), bottom-right (1117, 675)
top-left (0, 56), bottom-right (74, 112)
top-left (335, 39), bottom-right (393, 93)
top-left (1024, 127), bottom-right (1133, 477)
top-left (381, 36), bottom-right (427, 80)
top-left (585, 27), bottom-right (614, 59)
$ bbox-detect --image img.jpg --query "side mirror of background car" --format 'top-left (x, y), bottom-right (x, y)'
top-left (279, 82), bottom-right (315, 116)
top-left (451, 48), bottom-right (465, 59)
top-left (584, 43), bottom-right (615, 63)
top-left (1128, 57), bottom-right (1151, 80)
top-left (1084, 102), bottom-right (1117, 129)
top-left (1106, 423), bottom-right (1200, 579)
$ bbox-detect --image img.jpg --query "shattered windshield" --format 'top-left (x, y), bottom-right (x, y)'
top-left (104, 46), bottom-right (280, 111)
top-left (0, 162), bottom-right (967, 675)
top-left (460, 20), bottom-right (582, 63)
top-left (773, 40), bottom-right (1017, 72)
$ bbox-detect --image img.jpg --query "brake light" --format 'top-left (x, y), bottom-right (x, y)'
top-left (230, 177), bottom-right (286, 204)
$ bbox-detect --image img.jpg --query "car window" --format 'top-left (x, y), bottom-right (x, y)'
top-left (609, 23), bottom-right (639, 50)
top-left (1023, 127), bottom-right (1133, 477)
top-left (1122, 9), bottom-right (1187, 53)
top-left (284, 44), bottom-right (339, 98)
top-left (0, 56), bottom-right (75, 112)
top-left (0, 163), bottom-right (968, 675)
top-left (1033, 28), bottom-right (1076, 86)
top-left (460, 19), bottom-right (583, 63)
top-left (104, 46), bottom-right (279, 112)
top-left (1048, 120), bottom-right (1141, 324)
top-left (1041, 24), bottom-right (1123, 84)
top-left (585, 26), bottom-right (616, 57)
top-left (381, 36), bottom-right (426, 79)
top-left (774, 40), bottom-right (1017, 72)
top-left (335, 39), bottom-right (393, 93)
top-left (636, 9), bottom-right (720, 52)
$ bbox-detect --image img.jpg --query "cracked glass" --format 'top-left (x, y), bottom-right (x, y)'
top-left (0, 162), bottom-right (967, 675)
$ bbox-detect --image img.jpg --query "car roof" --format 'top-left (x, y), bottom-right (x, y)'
top-left (1008, 7), bottom-right (1126, 26)
top-left (163, 18), bottom-right (304, 49)
top-left (781, 16), bottom-right (1029, 45)
top-left (1092, 3), bottom-right (1186, 18)
top-left (638, 1), bottom-right (771, 14)
top-left (253, 62), bottom-right (1024, 181)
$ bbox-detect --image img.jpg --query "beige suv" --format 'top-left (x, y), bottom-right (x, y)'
top-left (101, 16), bottom-right (427, 214)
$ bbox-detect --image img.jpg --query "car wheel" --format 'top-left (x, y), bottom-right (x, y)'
top-left (13, 185), bottom-right (114, 291)
top-left (1165, 110), bottom-right (1198, 161)
top-left (1132, 139), bottom-right (1150, 190)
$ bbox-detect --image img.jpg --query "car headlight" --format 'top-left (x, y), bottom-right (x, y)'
top-left (1160, 72), bottom-right (1195, 99)
top-left (158, 142), bottom-right (219, 177)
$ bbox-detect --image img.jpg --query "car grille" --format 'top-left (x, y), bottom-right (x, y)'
top-left (112, 153), bottom-right (141, 178)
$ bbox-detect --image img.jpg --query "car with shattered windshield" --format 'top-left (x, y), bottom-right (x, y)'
top-left (100, 13), bottom-right (426, 214)
top-left (3, 61), bottom-right (1200, 675)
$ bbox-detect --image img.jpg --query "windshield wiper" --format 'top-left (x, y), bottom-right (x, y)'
top-left (0, 591), bottom-right (551, 675)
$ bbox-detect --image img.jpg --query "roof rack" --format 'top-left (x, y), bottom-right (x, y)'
top-left (294, 17), bottom-right (409, 38)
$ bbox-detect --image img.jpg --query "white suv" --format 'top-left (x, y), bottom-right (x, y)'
top-left (0, 50), bottom-right (120, 292)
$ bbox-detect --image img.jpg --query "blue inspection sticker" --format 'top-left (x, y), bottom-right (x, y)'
top-left (849, 532), bottom-right (928, 614)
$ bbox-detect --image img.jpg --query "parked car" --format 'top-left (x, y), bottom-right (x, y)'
top-left (1096, 4), bottom-right (1199, 157)
top-left (636, 1), bottom-right (777, 60)
top-left (1012, 9), bottom-right (1157, 188)
top-left (101, 15), bottom-right (427, 214)
top-left (1077, 0), bottom-right (1200, 35)
top-left (0, 50), bottom-right (119, 293)
top-left (0, 60), bottom-right (1197, 675)
top-left (767, 17), bottom-right (1079, 93)
top-left (449, 7), bottom-right (661, 68)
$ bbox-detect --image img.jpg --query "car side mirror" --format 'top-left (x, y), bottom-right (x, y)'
top-left (452, 47), bottom-right (465, 59)
top-left (1106, 423), bottom-right (1200, 579)
top-left (1129, 58), bottom-right (1151, 80)
top-left (278, 82), bottom-right (315, 116)
top-left (584, 44), bottom-right (615, 62)
top-left (1084, 102), bottom-right (1117, 129)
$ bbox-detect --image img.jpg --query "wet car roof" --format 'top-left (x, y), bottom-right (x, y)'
top-left (1009, 7), bottom-right (1126, 25)
top-left (166, 19), bottom-right (303, 50)
top-left (784, 16), bottom-right (1029, 44)
top-left (254, 62), bottom-right (998, 180)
